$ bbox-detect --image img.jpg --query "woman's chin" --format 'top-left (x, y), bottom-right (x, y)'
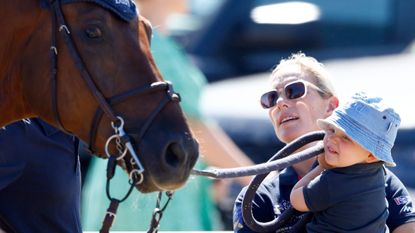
top-left (277, 128), bottom-right (307, 143)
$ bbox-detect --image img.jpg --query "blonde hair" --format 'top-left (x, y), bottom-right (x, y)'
top-left (271, 52), bottom-right (336, 98)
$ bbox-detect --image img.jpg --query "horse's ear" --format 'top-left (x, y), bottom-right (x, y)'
top-left (141, 18), bottom-right (154, 46)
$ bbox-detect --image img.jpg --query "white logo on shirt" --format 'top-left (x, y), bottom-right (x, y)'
top-left (115, 0), bottom-right (130, 7)
top-left (274, 200), bottom-right (293, 215)
top-left (394, 196), bottom-right (409, 205)
top-left (402, 205), bottom-right (413, 213)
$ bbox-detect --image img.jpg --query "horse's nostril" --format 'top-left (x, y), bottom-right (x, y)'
top-left (165, 142), bottom-right (186, 168)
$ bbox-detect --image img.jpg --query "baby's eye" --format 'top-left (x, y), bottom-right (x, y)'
top-left (339, 132), bottom-right (352, 141)
top-left (342, 135), bottom-right (350, 141)
top-left (325, 127), bottom-right (335, 134)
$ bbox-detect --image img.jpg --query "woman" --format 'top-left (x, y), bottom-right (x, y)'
top-left (233, 53), bottom-right (415, 233)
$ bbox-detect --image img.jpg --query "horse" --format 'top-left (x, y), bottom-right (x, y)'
top-left (0, 0), bottom-right (198, 193)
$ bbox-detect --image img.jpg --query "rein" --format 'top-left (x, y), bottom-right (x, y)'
top-left (147, 191), bottom-right (174, 233)
top-left (192, 131), bottom-right (325, 232)
top-left (47, 1), bottom-right (178, 232)
top-left (100, 148), bottom-right (174, 233)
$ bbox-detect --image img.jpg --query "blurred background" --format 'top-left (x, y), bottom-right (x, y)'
top-left (164, 0), bottom-right (415, 229)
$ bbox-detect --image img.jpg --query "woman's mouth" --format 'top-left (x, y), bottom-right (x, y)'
top-left (279, 115), bottom-right (299, 125)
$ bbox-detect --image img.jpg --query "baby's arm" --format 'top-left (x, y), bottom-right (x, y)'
top-left (290, 165), bottom-right (325, 212)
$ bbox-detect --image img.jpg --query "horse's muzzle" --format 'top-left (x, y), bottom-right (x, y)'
top-left (137, 137), bottom-right (199, 193)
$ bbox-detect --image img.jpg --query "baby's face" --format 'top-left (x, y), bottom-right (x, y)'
top-left (322, 125), bottom-right (372, 168)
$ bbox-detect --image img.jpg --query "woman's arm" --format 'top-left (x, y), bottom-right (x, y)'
top-left (384, 168), bottom-right (415, 232)
top-left (393, 222), bottom-right (415, 233)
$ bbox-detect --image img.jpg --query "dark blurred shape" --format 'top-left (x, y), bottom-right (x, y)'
top-left (172, 0), bottom-right (415, 82)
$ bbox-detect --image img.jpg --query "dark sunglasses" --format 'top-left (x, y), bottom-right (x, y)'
top-left (260, 80), bottom-right (323, 109)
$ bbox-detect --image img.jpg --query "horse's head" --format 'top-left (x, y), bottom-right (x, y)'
top-left (14, 0), bottom-right (199, 192)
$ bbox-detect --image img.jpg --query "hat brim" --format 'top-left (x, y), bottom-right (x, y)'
top-left (317, 115), bottom-right (396, 167)
top-left (317, 119), bottom-right (346, 134)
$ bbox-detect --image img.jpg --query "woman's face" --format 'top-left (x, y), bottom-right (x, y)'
top-left (268, 65), bottom-right (335, 143)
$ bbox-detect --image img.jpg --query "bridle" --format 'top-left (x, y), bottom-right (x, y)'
top-left (47, 0), bottom-right (178, 232)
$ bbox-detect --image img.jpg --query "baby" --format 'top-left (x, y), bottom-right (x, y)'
top-left (290, 92), bottom-right (400, 232)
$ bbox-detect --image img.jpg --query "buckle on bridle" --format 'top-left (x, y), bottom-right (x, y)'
top-left (105, 116), bottom-right (145, 174)
top-left (105, 211), bottom-right (116, 219)
top-left (165, 81), bottom-right (181, 102)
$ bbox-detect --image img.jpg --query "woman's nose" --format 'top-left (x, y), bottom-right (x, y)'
top-left (275, 96), bottom-right (288, 110)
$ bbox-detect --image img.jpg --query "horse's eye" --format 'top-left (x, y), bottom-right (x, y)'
top-left (85, 27), bottom-right (102, 39)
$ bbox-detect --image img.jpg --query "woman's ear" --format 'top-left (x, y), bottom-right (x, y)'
top-left (325, 96), bottom-right (339, 117)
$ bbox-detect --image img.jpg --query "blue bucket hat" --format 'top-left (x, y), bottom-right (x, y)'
top-left (317, 92), bottom-right (400, 167)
